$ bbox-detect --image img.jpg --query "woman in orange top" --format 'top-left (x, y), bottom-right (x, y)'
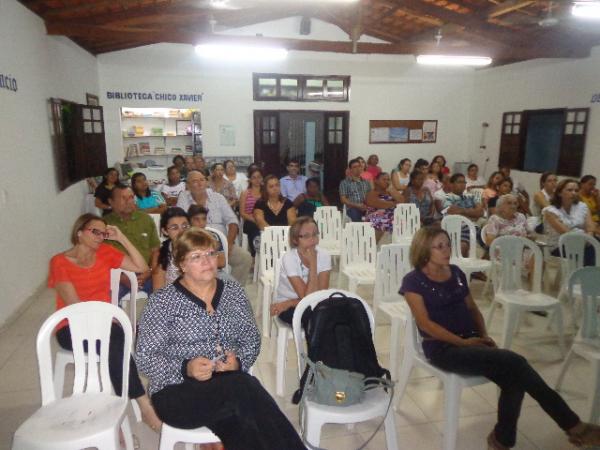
top-left (48, 213), bottom-right (162, 431)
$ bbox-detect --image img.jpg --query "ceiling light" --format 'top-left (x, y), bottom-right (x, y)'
top-left (416, 54), bottom-right (492, 66)
top-left (195, 44), bottom-right (288, 61)
top-left (572, 1), bottom-right (600, 18)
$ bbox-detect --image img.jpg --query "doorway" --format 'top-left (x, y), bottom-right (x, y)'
top-left (253, 110), bottom-right (349, 204)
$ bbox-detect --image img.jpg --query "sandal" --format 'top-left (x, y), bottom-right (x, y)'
top-left (487, 431), bottom-right (510, 450)
top-left (567, 423), bottom-right (600, 447)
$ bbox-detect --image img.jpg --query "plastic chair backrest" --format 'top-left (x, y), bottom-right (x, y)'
top-left (489, 235), bottom-right (543, 294)
top-left (292, 289), bottom-right (375, 379)
top-left (392, 204), bottom-right (420, 243)
top-left (340, 223), bottom-right (377, 270)
top-left (206, 226), bottom-right (229, 270)
top-left (37, 301), bottom-right (132, 406)
top-left (441, 214), bottom-right (477, 260)
top-left (110, 269), bottom-right (138, 334)
top-left (569, 266), bottom-right (600, 341)
top-left (314, 206), bottom-right (342, 243)
top-left (374, 243), bottom-right (412, 300)
top-left (259, 226), bottom-right (290, 277)
top-left (150, 213), bottom-right (161, 239)
top-left (559, 232), bottom-right (600, 280)
top-left (470, 188), bottom-right (484, 205)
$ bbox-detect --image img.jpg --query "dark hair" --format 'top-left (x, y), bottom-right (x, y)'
top-left (499, 177), bottom-right (514, 191)
top-left (224, 159), bottom-right (235, 170)
top-left (428, 163), bottom-right (443, 181)
top-left (375, 171), bottom-right (389, 181)
top-left (580, 175), bottom-right (596, 185)
top-left (187, 204), bottom-right (209, 219)
top-left (348, 157), bottom-right (361, 169)
top-left (306, 177), bottom-right (320, 188)
top-left (172, 155), bottom-right (185, 165)
top-left (247, 168), bottom-right (263, 188)
top-left (397, 158), bottom-right (411, 171)
top-left (109, 183), bottom-right (131, 200)
top-left (432, 155), bottom-right (447, 167)
top-left (158, 207), bottom-right (189, 270)
top-left (211, 162), bottom-right (224, 173)
top-left (486, 171), bottom-right (504, 189)
top-left (551, 178), bottom-right (579, 208)
top-left (70, 213), bottom-right (105, 246)
top-left (414, 158), bottom-right (429, 170)
top-left (167, 165), bottom-right (179, 176)
top-left (450, 173), bottom-right (465, 184)
top-left (100, 168), bottom-right (119, 187)
top-left (367, 154), bottom-right (379, 165)
top-left (159, 206), bottom-right (188, 231)
top-left (131, 172), bottom-right (151, 199)
top-left (261, 174), bottom-right (283, 201)
top-left (539, 172), bottom-right (555, 188)
top-left (246, 163), bottom-right (260, 177)
top-left (287, 159), bottom-right (300, 166)
top-left (408, 170), bottom-right (424, 188)
top-left (467, 163), bottom-right (478, 172)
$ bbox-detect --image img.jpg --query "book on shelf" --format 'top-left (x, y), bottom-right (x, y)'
top-left (185, 145), bottom-right (193, 154)
top-left (151, 128), bottom-right (163, 135)
top-left (171, 147), bottom-right (183, 154)
top-left (154, 147), bottom-right (165, 155)
top-left (139, 142), bottom-right (151, 155)
top-left (126, 144), bottom-right (138, 158)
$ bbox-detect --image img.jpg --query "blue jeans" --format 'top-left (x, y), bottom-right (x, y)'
top-left (346, 207), bottom-right (364, 222)
top-left (118, 276), bottom-right (153, 305)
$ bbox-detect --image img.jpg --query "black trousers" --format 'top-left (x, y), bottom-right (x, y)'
top-left (551, 240), bottom-right (598, 266)
top-left (430, 345), bottom-right (579, 447)
top-left (56, 324), bottom-right (145, 398)
top-left (243, 220), bottom-right (261, 257)
top-left (152, 371), bottom-right (305, 450)
top-left (278, 306), bottom-right (312, 332)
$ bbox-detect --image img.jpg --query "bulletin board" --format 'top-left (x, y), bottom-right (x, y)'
top-left (369, 120), bottom-right (438, 144)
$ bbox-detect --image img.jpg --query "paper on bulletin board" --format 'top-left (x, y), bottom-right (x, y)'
top-left (409, 129), bottom-right (423, 141)
top-left (370, 127), bottom-right (389, 142)
top-left (389, 127), bottom-right (409, 142)
top-left (219, 125), bottom-right (235, 146)
top-left (422, 121), bottom-right (437, 142)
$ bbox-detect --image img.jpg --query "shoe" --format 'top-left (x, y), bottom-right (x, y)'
top-left (472, 272), bottom-right (488, 282)
top-left (487, 431), bottom-right (510, 450)
top-left (567, 423), bottom-right (600, 447)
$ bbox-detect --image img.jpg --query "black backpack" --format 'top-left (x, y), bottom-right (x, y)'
top-left (292, 292), bottom-right (390, 404)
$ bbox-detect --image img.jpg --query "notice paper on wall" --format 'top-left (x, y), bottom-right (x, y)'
top-left (219, 125), bottom-right (236, 146)
top-left (409, 129), bottom-right (423, 141)
top-left (369, 119), bottom-right (438, 144)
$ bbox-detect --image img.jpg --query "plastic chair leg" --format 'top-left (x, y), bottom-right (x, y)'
top-left (53, 352), bottom-right (71, 399)
top-left (159, 427), bottom-right (177, 450)
top-left (131, 399), bottom-right (142, 422)
top-left (587, 360), bottom-right (600, 423)
top-left (348, 279), bottom-right (358, 293)
top-left (384, 406), bottom-right (399, 450)
top-left (121, 415), bottom-right (134, 450)
top-left (394, 351), bottom-right (414, 409)
top-left (485, 301), bottom-right (498, 327)
top-left (388, 317), bottom-right (403, 382)
top-left (261, 282), bottom-right (272, 338)
top-left (442, 377), bottom-right (462, 450)
top-left (304, 412), bottom-right (325, 447)
top-left (553, 306), bottom-right (566, 357)
top-left (500, 308), bottom-right (520, 350)
top-left (276, 326), bottom-right (289, 397)
top-left (555, 348), bottom-right (575, 390)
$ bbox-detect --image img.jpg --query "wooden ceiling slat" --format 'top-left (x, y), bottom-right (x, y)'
top-left (487, 0), bottom-right (536, 18)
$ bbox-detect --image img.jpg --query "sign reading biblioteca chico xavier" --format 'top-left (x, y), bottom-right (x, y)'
top-left (0, 72), bottom-right (18, 93)
top-left (106, 91), bottom-right (204, 102)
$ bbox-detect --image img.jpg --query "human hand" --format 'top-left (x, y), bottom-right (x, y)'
top-left (299, 247), bottom-right (317, 268)
top-left (215, 351), bottom-right (239, 372)
top-left (270, 301), bottom-right (292, 316)
top-left (461, 337), bottom-right (494, 347)
top-left (187, 356), bottom-right (215, 381)
top-left (105, 225), bottom-right (123, 242)
top-left (137, 270), bottom-right (151, 285)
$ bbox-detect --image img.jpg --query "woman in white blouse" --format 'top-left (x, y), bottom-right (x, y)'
top-left (224, 159), bottom-right (247, 200)
top-left (533, 172), bottom-right (558, 217)
top-left (271, 216), bottom-right (331, 327)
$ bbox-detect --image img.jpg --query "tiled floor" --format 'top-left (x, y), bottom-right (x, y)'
top-left (1, 270), bottom-right (596, 450)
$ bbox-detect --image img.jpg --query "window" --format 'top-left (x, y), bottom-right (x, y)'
top-left (260, 115), bottom-right (278, 145)
top-left (253, 73), bottom-right (350, 102)
top-left (327, 116), bottom-right (344, 144)
top-left (498, 108), bottom-right (589, 177)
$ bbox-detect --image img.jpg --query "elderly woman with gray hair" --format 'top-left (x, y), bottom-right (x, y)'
top-left (484, 193), bottom-right (530, 247)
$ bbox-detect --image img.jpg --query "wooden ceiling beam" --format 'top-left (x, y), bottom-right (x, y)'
top-left (487, 0), bottom-right (536, 18)
top-left (43, 0), bottom-right (153, 19)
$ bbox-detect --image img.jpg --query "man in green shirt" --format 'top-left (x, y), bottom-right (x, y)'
top-left (105, 185), bottom-right (160, 295)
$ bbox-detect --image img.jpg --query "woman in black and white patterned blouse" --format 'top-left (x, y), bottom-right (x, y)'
top-left (136, 228), bottom-right (305, 450)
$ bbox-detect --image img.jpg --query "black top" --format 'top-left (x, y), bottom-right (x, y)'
top-left (254, 199), bottom-right (293, 226)
top-left (94, 184), bottom-right (113, 215)
top-left (488, 196), bottom-right (499, 209)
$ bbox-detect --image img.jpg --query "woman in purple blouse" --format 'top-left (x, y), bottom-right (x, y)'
top-left (400, 226), bottom-right (600, 450)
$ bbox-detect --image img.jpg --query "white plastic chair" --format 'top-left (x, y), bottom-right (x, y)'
top-left (342, 204), bottom-right (352, 226)
top-left (391, 204), bottom-right (420, 244)
top-left (395, 312), bottom-right (489, 450)
top-left (373, 243), bottom-right (412, 321)
top-left (206, 226), bottom-right (231, 274)
top-left (314, 206), bottom-right (342, 263)
top-left (555, 267), bottom-right (600, 423)
top-left (292, 289), bottom-right (398, 450)
top-left (338, 223), bottom-right (377, 292)
top-left (13, 302), bottom-right (134, 450)
top-left (486, 236), bottom-right (565, 354)
top-left (441, 215), bottom-right (492, 284)
top-left (470, 188), bottom-right (484, 206)
top-left (257, 226), bottom-right (290, 337)
top-left (150, 213), bottom-right (164, 242)
top-left (557, 232), bottom-right (600, 327)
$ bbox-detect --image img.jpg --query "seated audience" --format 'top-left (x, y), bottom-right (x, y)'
top-left (365, 172), bottom-right (404, 241)
top-left (391, 158), bottom-right (411, 194)
top-left (340, 158), bottom-right (372, 222)
top-left (356, 156), bottom-right (374, 183)
top-left (158, 165), bottom-right (186, 206)
top-left (533, 172), bottom-right (557, 217)
top-left (365, 154), bottom-right (382, 178)
top-left (424, 160), bottom-right (444, 196)
top-left (434, 173), bottom-right (452, 215)
top-left (272, 217), bottom-right (331, 328)
top-left (401, 226), bottom-right (600, 450)
top-left (500, 165), bottom-right (530, 201)
top-left (193, 155), bottom-right (206, 172)
top-left (177, 170), bottom-right (252, 285)
top-left (209, 162), bottom-right (238, 209)
top-left (184, 156), bottom-right (195, 178)
top-left (579, 175), bottom-right (600, 223)
top-left (543, 179), bottom-right (599, 265)
top-left (405, 170), bottom-right (436, 226)
top-left (488, 177), bottom-right (530, 216)
top-left (254, 175), bottom-right (297, 230)
top-left (239, 168), bottom-right (263, 257)
top-left (136, 229), bottom-right (305, 450)
top-left (432, 154), bottom-right (450, 175)
top-left (94, 167), bottom-right (120, 215)
top-left (224, 159), bottom-right (247, 200)
top-left (465, 163), bottom-right (486, 190)
top-left (414, 158), bottom-right (429, 174)
top-left (484, 194), bottom-right (529, 246)
top-left (294, 177), bottom-right (330, 217)
top-left (131, 172), bottom-right (167, 215)
top-left (280, 159), bottom-right (307, 202)
top-left (105, 185), bottom-right (159, 295)
top-left (172, 155), bottom-right (187, 179)
top-left (49, 213), bottom-right (162, 431)
top-left (483, 171), bottom-right (505, 203)
top-left (152, 207), bottom-right (191, 290)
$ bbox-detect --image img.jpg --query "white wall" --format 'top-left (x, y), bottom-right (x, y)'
top-left (467, 49), bottom-right (600, 195)
top-left (98, 44), bottom-right (475, 173)
top-left (0, 0), bottom-right (99, 327)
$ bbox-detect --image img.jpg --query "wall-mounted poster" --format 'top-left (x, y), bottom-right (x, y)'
top-left (369, 120), bottom-right (437, 144)
top-left (219, 125), bottom-right (236, 146)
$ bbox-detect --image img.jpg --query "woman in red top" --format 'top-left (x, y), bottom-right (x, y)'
top-left (48, 213), bottom-right (162, 431)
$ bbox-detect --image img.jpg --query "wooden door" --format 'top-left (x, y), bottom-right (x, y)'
top-left (323, 111), bottom-right (349, 204)
top-left (253, 111), bottom-right (282, 177)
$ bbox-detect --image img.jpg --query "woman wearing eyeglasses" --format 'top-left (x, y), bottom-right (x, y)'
top-left (48, 213), bottom-right (163, 432)
top-left (272, 216), bottom-right (331, 327)
top-left (137, 228), bottom-right (305, 449)
top-left (152, 207), bottom-right (191, 290)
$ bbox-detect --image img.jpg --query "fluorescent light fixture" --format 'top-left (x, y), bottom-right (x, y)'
top-left (195, 43), bottom-right (288, 61)
top-left (572, 1), bottom-right (600, 18)
top-left (416, 54), bottom-right (493, 66)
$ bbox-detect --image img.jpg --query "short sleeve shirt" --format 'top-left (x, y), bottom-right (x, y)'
top-left (280, 175), bottom-right (308, 202)
top-left (543, 202), bottom-right (590, 248)
top-left (254, 199), bottom-right (294, 226)
top-left (339, 177), bottom-right (371, 204)
top-left (177, 189), bottom-right (239, 235)
top-left (135, 190), bottom-right (165, 210)
top-left (275, 247), bottom-right (332, 303)
top-left (158, 182), bottom-right (186, 199)
top-left (486, 213), bottom-right (528, 238)
top-left (104, 210), bottom-right (160, 264)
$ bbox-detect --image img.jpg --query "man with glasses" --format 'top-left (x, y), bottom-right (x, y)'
top-left (177, 170), bottom-right (251, 285)
top-left (105, 184), bottom-right (160, 296)
top-left (280, 159), bottom-right (307, 203)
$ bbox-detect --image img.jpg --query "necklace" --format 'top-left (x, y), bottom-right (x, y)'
top-left (268, 199), bottom-right (283, 214)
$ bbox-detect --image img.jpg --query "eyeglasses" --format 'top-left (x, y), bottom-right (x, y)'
top-left (86, 228), bottom-right (109, 239)
top-left (298, 231), bottom-right (319, 239)
top-left (166, 223), bottom-right (191, 232)
top-left (431, 242), bottom-right (452, 251)
top-left (186, 250), bottom-right (220, 263)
